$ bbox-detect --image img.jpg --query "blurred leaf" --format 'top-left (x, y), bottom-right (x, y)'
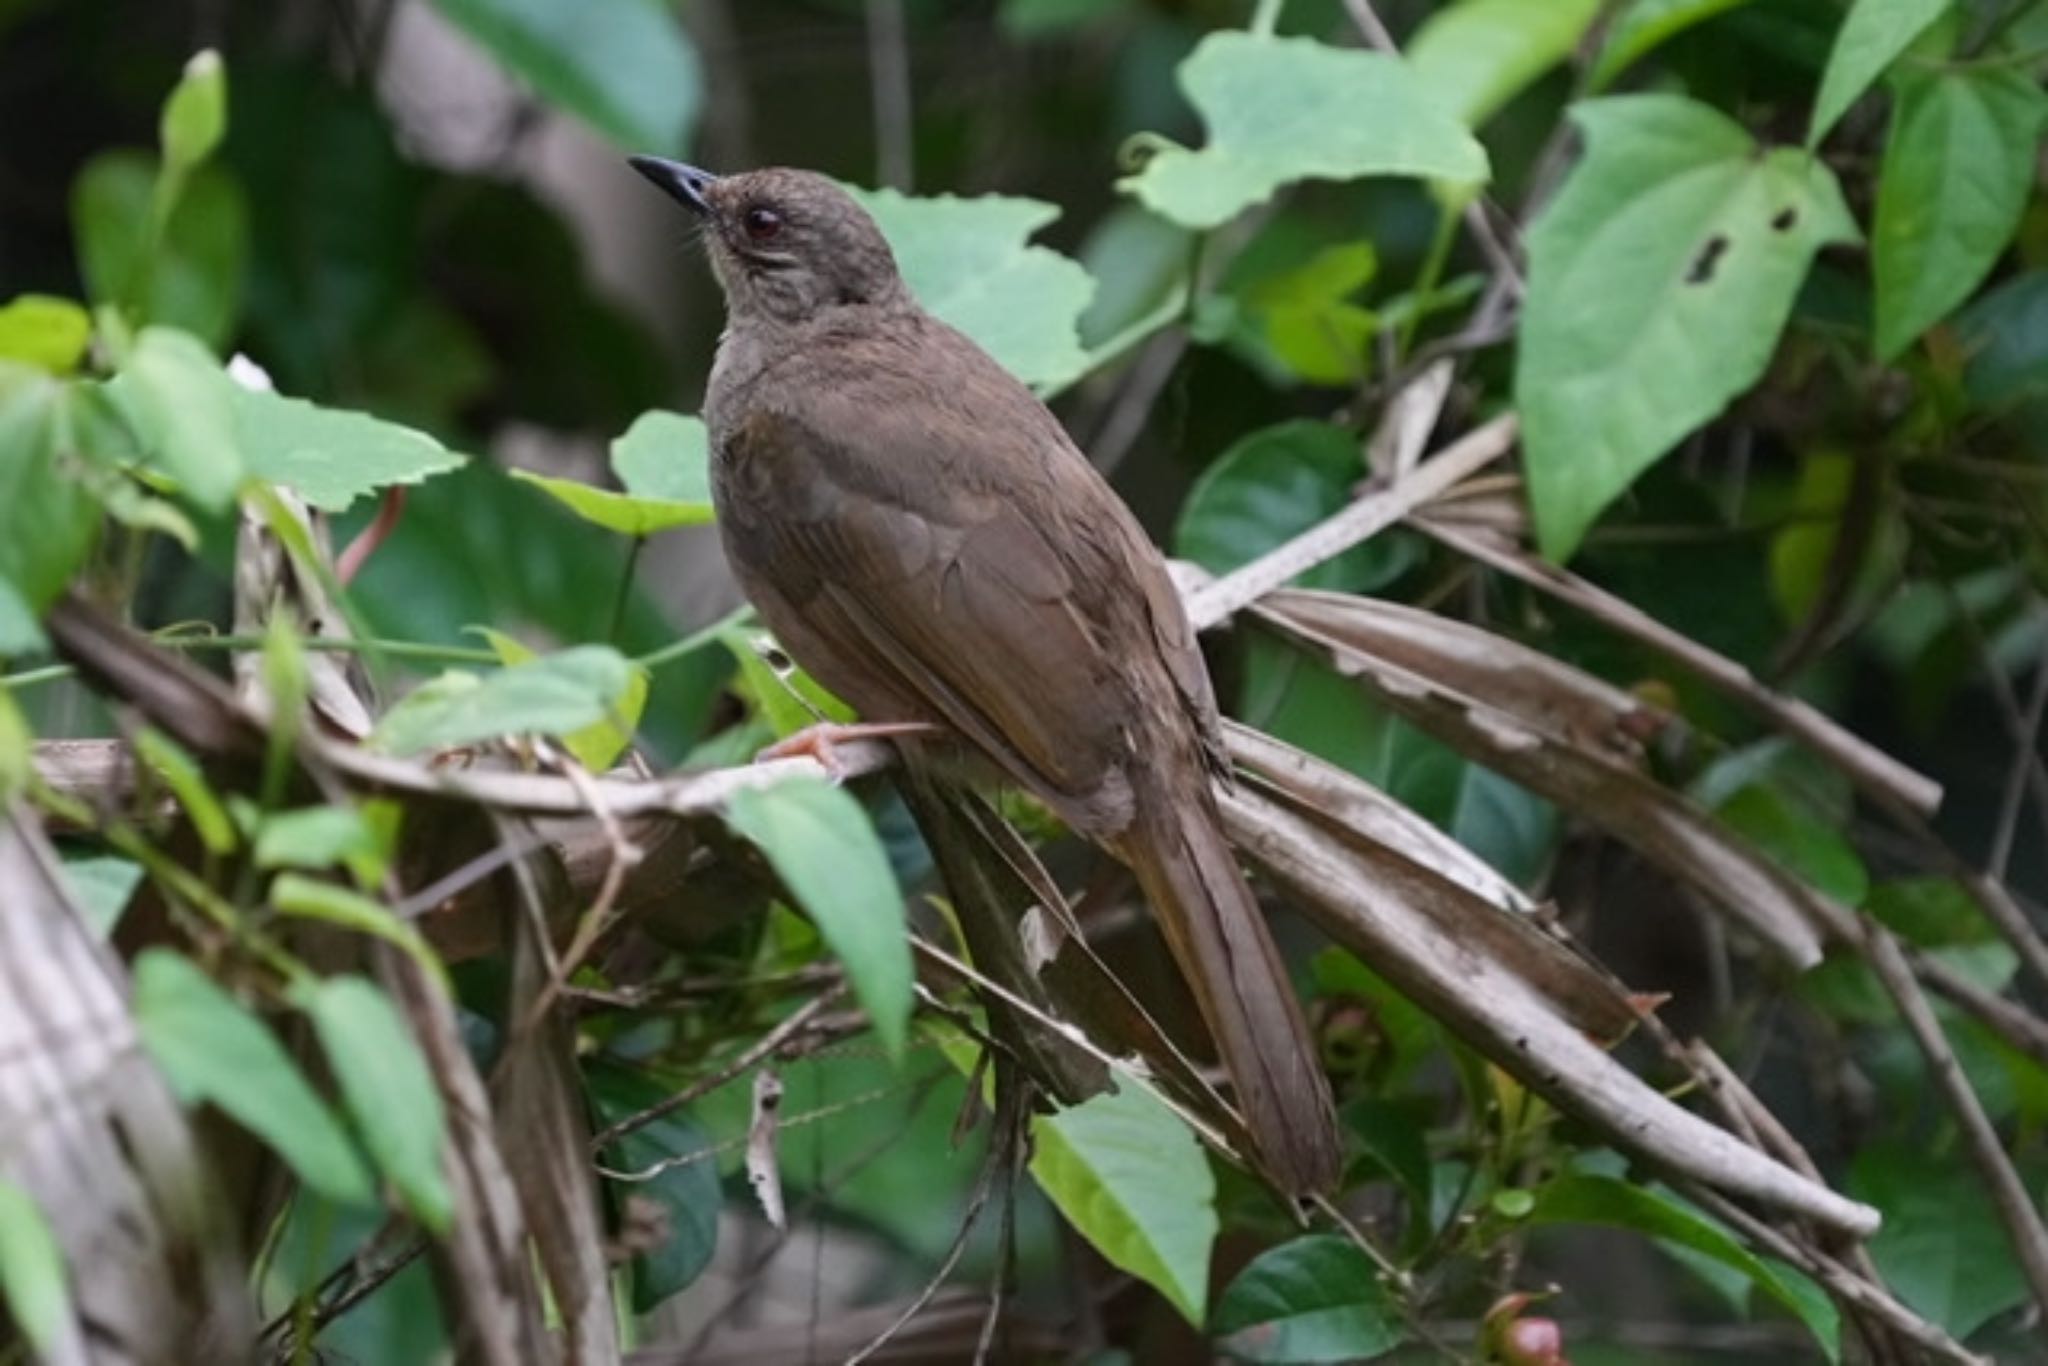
top-left (59, 853), bottom-right (144, 939)
top-left (515, 410), bottom-right (713, 538)
top-left (1868, 877), bottom-right (1992, 947)
top-left (587, 1058), bottom-right (720, 1311)
top-left (0, 1182), bottom-right (69, 1355)
top-left (1241, 243), bottom-right (1378, 385)
top-left (1712, 784), bottom-right (1869, 904)
top-left (0, 366), bottom-right (98, 649)
top-left (296, 974), bottom-right (454, 1232)
top-left (1077, 204), bottom-right (1191, 347)
top-left (1032, 1081), bottom-right (1216, 1325)
top-left (237, 386), bottom-right (465, 512)
top-left (1175, 421), bottom-right (1415, 592)
top-left (428, 0), bottom-right (700, 151)
top-left (1852, 1141), bottom-right (2029, 1338)
top-left (1873, 65), bottom-right (2048, 359)
top-left (1450, 767), bottom-right (1558, 888)
top-left (72, 154), bottom-right (247, 350)
top-left (161, 50), bottom-right (227, 173)
top-left (133, 949), bottom-right (377, 1208)
top-left (1407, 0), bottom-right (1602, 127)
top-left (1341, 1098), bottom-right (1433, 1239)
top-left (1809, 0), bottom-right (1951, 145)
top-left (1955, 269), bottom-right (2048, 410)
top-left (371, 645), bottom-right (635, 756)
top-left (612, 409), bottom-right (712, 503)
top-left (254, 804), bottom-right (392, 885)
top-left (271, 875), bottom-right (445, 988)
top-left (0, 296), bottom-right (90, 374)
top-left (1768, 449), bottom-right (1853, 621)
top-left (1000, 0), bottom-right (1127, 38)
top-left (850, 187), bottom-right (1095, 390)
top-left (719, 627), bottom-right (855, 737)
top-left (113, 326), bottom-right (246, 509)
top-left (0, 692), bottom-right (23, 802)
top-left (1210, 1234), bottom-right (1403, 1362)
top-left (1517, 95), bottom-right (1857, 560)
top-left (1591, 0), bottom-right (1757, 90)
top-left (1530, 1174), bottom-right (1840, 1359)
top-left (1122, 34), bottom-right (1489, 230)
top-left (476, 628), bottom-right (646, 771)
top-left (134, 727), bottom-right (237, 856)
top-left (724, 777), bottom-right (911, 1060)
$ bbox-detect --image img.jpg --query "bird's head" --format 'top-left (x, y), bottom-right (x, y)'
top-left (628, 159), bottom-right (906, 327)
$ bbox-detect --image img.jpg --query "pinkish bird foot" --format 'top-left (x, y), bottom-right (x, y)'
top-left (755, 720), bottom-right (942, 782)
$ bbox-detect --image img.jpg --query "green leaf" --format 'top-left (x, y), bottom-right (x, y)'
top-left (427, 0), bottom-right (700, 151)
top-left (160, 50), bottom-right (227, 173)
top-left (237, 385), bottom-right (465, 512)
top-left (612, 409), bottom-right (712, 503)
top-left (512, 469), bottom-right (712, 537)
top-left (1516, 96), bottom-right (1858, 561)
top-left (270, 874), bottom-right (445, 987)
top-left (587, 1058), bottom-right (721, 1311)
top-left (1590, 0), bottom-right (1757, 90)
top-left (718, 627), bottom-right (856, 738)
top-left (133, 727), bottom-right (237, 856)
top-left (1956, 269), bottom-right (2048, 411)
top-left (1120, 33), bottom-right (1489, 230)
top-left (1032, 1081), bottom-right (1216, 1325)
top-left (0, 295), bottom-right (91, 374)
top-left (475, 628), bottom-right (647, 771)
top-left (132, 950), bottom-right (377, 1208)
top-left (0, 692), bottom-right (25, 804)
top-left (724, 777), bottom-right (911, 1060)
top-left (1809, 0), bottom-right (1951, 145)
top-left (295, 974), bottom-right (454, 1233)
top-left (1240, 243), bottom-right (1379, 385)
top-left (848, 187), bottom-right (1095, 390)
top-left (72, 154), bottom-right (247, 350)
top-left (1530, 1174), bottom-right (1840, 1359)
top-left (1872, 66), bottom-right (2048, 360)
top-left (1406, 0), bottom-right (1602, 128)
top-left (60, 853), bottom-right (145, 939)
top-left (0, 1182), bottom-right (70, 1355)
top-left (0, 366), bottom-right (98, 644)
top-left (1175, 421), bottom-right (1416, 593)
top-left (114, 326), bottom-right (246, 509)
top-left (1712, 785), bottom-right (1869, 905)
top-left (370, 645), bottom-right (635, 756)
top-left (1211, 1234), bottom-right (1403, 1362)
top-left (1000, 0), bottom-right (1127, 38)
top-left (1852, 1141), bottom-right (2028, 1338)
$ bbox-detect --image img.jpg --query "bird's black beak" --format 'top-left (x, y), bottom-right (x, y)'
top-left (628, 156), bottom-right (717, 215)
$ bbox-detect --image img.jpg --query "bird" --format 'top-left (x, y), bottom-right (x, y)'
top-left (628, 157), bottom-right (1342, 1196)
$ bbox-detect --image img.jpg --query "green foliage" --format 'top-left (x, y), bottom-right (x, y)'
top-left (1517, 95), bottom-right (1858, 561)
top-left (851, 188), bottom-right (1097, 390)
top-left (1406, 0), bottom-right (1601, 128)
top-left (427, 0), bottom-right (700, 152)
top-left (723, 777), bottom-right (912, 1060)
top-left (1120, 33), bottom-right (1489, 230)
top-left (1872, 65), bottom-right (2048, 359)
top-left (294, 974), bottom-right (454, 1233)
top-left (1852, 1142), bottom-right (2032, 1338)
top-left (586, 1059), bottom-right (721, 1312)
top-left (0, 296), bottom-right (91, 374)
top-left (1808, 0), bottom-right (1952, 145)
top-left (237, 386), bottom-right (465, 512)
top-left (1030, 1081), bottom-right (1217, 1325)
top-left (133, 950), bottom-right (378, 1209)
top-left (370, 645), bottom-right (638, 756)
top-left (0, 1182), bottom-right (70, 1355)
top-left (1210, 1234), bottom-right (1405, 1362)
top-left (515, 410), bottom-right (714, 536)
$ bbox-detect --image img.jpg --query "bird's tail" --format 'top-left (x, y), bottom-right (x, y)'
top-left (1116, 775), bottom-right (1342, 1197)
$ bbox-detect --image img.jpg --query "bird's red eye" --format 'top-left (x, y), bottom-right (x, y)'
top-left (742, 206), bottom-right (783, 241)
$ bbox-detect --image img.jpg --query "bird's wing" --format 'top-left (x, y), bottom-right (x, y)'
top-left (716, 361), bottom-right (1182, 828)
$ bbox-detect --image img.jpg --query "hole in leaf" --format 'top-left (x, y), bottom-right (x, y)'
top-left (1685, 234), bottom-right (1730, 285)
top-left (1770, 207), bottom-right (1797, 232)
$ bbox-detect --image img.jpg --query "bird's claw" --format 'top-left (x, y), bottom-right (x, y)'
top-left (755, 720), bottom-right (940, 783)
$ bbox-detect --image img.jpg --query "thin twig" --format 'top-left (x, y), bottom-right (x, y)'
top-left (865, 0), bottom-right (913, 190)
top-left (589, 985), bottom-right (848, 1149)
top-left (1989, 648), bottom-right (2048, 880)
top-left (1186, 413), bottom-right (1519, 629)
top-left (1860, 916), bottom-right (2048, 1328)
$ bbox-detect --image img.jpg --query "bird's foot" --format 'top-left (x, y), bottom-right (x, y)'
top-left (755, 720), bottom-right (942, 782)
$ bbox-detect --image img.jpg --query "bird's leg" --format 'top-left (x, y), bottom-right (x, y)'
top-left (755, 720), bottom-right (943, 782)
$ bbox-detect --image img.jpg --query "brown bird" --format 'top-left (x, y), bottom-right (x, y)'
top-left (629, 158), bottom-right (1342, 1195)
